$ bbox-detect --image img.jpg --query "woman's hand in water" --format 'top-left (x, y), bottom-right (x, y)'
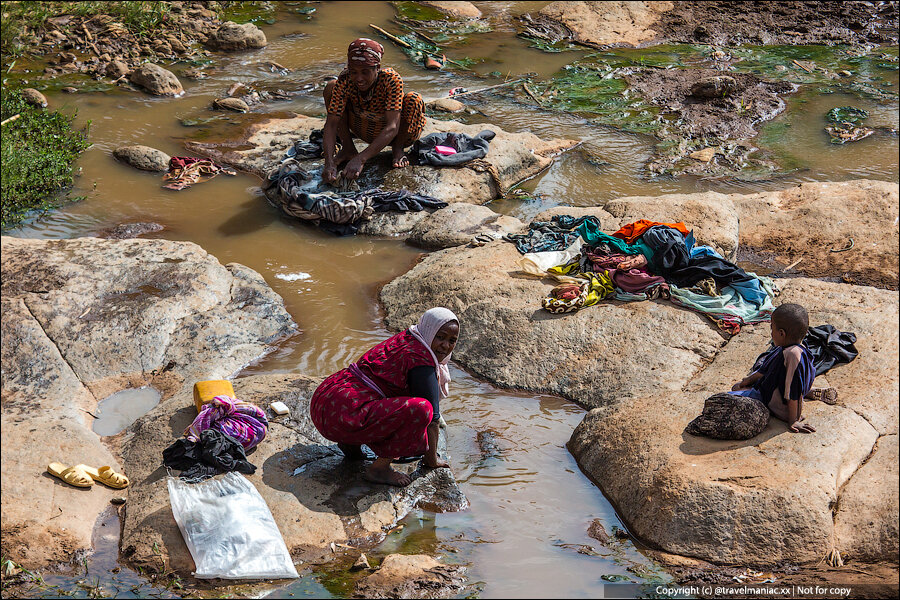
top-left (344, 155), bottom-right (366, 180)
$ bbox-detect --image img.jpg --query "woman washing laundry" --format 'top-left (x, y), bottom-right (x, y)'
top-left (322, 38), bottom-right (426, 184)
top-left (310, 308), bottom-right (459, 486)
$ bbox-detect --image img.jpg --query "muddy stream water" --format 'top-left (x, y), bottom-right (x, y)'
top-left (6, 1), bottom-right (898, 598)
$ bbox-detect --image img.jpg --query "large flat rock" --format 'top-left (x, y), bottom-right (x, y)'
top-left (568, 278), bottom-right (898, 564)
top-left (120, 374), bottom-right (467, 574)
top-left (380, 241), bottom-right (726, 409)
top-left (732, 180), bottom-right (899, 289)
top-left (535, 180), bottom-right (898, 287)
top-left (185, 114), bottom-right (576, 237)
top-left (0, 236), bottom-right (297, 569)
top-left (534, 1), bottom-right (674, 48)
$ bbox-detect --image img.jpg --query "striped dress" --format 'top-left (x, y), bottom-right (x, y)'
top-left (327, 67), bottom-right (426, 144)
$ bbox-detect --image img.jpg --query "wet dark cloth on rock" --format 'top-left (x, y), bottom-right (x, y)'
top-left (286, 129), bottom-right (324, 159)
top-left (753, 325), bottom-right (858, 377)
top-left (412, 130), bottom-right (495, 167)
top-left (263, 156), bottom-right (447, 236)
top-left (163, 429), bottom-right (256, 481)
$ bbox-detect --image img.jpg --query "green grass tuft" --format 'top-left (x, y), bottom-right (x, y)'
top-left (1, 87), bottom-right (91, 229)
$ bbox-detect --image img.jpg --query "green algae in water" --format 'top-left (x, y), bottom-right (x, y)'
top-left (531, 65), bottom-right (661, 134)
top-left (519, 36), bottom-right (577, 53)
top-left (220, 0), bottom-right (278, 25)
top-left (394, 1), bottom-right (448, 22)
top-left (826, 106), bottom-right (869, 124)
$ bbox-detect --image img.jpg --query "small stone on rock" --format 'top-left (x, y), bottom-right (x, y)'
top-left (689, 147), bottom-right (717, 162)
top-left (351, 553), bottom-right (370, 571)
top-left (111, 497), bottom-right (126, 505)
top-left (429, 98), bottom-right (465, 113)
top-left (214, 97), bottom-right (250, 113)
top-left (21, 88), bottom-right (48, 108)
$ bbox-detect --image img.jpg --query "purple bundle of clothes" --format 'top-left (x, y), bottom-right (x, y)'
top-left (185, 395), bottom-right (268, 450)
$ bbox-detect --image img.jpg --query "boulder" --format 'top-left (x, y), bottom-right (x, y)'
top-left (120, 374), bottom-right (467, 573)
top-left (419, 1), bottom-right (482, 19)
top-left (690, 75), bottom-right (738, 98)
top-left (205, 21), bottom-right (267, 51)
top-left (185, 114), bottom-right (576, 238)
top-left (533, 1), bottom-right (674, 48)
top-left (112, 145), bottom-right (171, 172)
top-left (0, 236), bottom-right (297, 570)
top-left (105, 60), bottom-right (130, 79)
top-left (128, 63), bottom-right (183, 96)
top-left (213, 97), bottom-right (250, 112)
top-left (732, 180), bottom-right (899, 289)
top-left (568, 278), bottom-right (898, 564)
top-left (380, 241), bottom-right (725, 410)
top-left (407, 204), bottom-right (524, 250)
top-left (354, 554), bottom-right (466, 598)
top-left (21, 88), bottom-right (48, 108)
top-left (427, 97), bottom-right (466, 113)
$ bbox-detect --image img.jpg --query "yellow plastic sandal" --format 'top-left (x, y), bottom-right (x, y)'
top-left (78, 465), bottom-right (130, 489)
top-left (47, 463), bottom-right (93, 488)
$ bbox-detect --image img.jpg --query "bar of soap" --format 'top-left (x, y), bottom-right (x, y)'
top-left (270, 401), bottom-right (290, 415)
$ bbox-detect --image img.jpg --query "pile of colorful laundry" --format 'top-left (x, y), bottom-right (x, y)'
top-left (506, 216), bottom-right (776, 334)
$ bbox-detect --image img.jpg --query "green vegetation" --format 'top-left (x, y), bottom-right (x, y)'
top-left (1, 1), bottom-right (172, 64)
top-left (826, 106), bottom-right (869, 124)
top-left (219, 0), bottom-right (278, 25)
top-left (530, 62), bottom-right (661, 134)
top-left (1, 88), bottom-right (91, 229)
top-left (394, 1), bottom-right (447, 23)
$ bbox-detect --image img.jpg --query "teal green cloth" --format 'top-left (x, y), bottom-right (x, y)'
top-left (576, 220), bottom-right (654, 260)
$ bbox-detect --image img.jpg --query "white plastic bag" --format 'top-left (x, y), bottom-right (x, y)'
top-left (167, 472), bottom-right (298, 579)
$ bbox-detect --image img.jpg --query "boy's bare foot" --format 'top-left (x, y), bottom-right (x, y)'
top-left (789, 418), bottom-right (816, 433)
top-left (364, 464), bottom-right (412, 486)
top-left (805, 388), bottom-right (838, 405)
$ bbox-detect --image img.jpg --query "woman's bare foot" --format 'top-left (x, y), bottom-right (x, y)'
top-left (392, 153), bottom-right (410, 168)
top-left (364, 463), bottom-right (412, 486)
top-left (617, 254), bottom-right (648, 270)
top-left (805, 388), bottom-right (838, 405)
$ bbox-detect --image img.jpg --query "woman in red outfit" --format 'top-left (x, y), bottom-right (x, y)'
top-left (310, 308), bottom-right (459, 486)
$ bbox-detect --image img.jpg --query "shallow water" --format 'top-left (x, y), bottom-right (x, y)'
top-left (92, 387), bottom-right (162, 436)
top-left (5, 1), bottom-right (899, 597)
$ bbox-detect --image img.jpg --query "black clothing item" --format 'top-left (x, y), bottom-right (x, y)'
top-left (163, 429), bottom-right (256, 481)
top-left (641, 225), bottom-right (754, 289)
top-left (287, 129), bottom-right (324, 159)
top-left (412, 129), bottom-right (495, 167)
top-left (505, 215), bottom-right (600, 254)
top-left (408, 365), bottom-right (440, 422)
top-left (753, 324), bottom-right (859, 377)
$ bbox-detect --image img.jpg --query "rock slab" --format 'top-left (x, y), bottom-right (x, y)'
top-left (120, 374), bottom-right (467, 574)
top-left (0, 236), bottom-right (297, 569)
top-left (569, 278), bottom-right (898, 564)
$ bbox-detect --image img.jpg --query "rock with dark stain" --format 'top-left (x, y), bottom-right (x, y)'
top-left (690, 76), bottom-right (738, 98)
top-left (685, 392), bottom-right (769, 440)
top-left (354, 554), bottom-right (466, 599)
top-left (99, 222), bottom-right (165, 239)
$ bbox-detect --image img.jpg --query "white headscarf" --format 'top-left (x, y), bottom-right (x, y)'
top-left (408, 307), bottom-right (458, 398)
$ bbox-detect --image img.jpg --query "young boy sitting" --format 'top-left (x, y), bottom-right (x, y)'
top-left (731, 303), bottom-right (817, 433)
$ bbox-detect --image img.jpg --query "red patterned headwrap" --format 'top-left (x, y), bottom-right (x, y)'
top-left (348, 38), bottom-right (384, 67)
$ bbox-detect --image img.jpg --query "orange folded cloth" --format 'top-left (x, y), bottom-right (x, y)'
top-left (611, 219), bottom-right (690, 244)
